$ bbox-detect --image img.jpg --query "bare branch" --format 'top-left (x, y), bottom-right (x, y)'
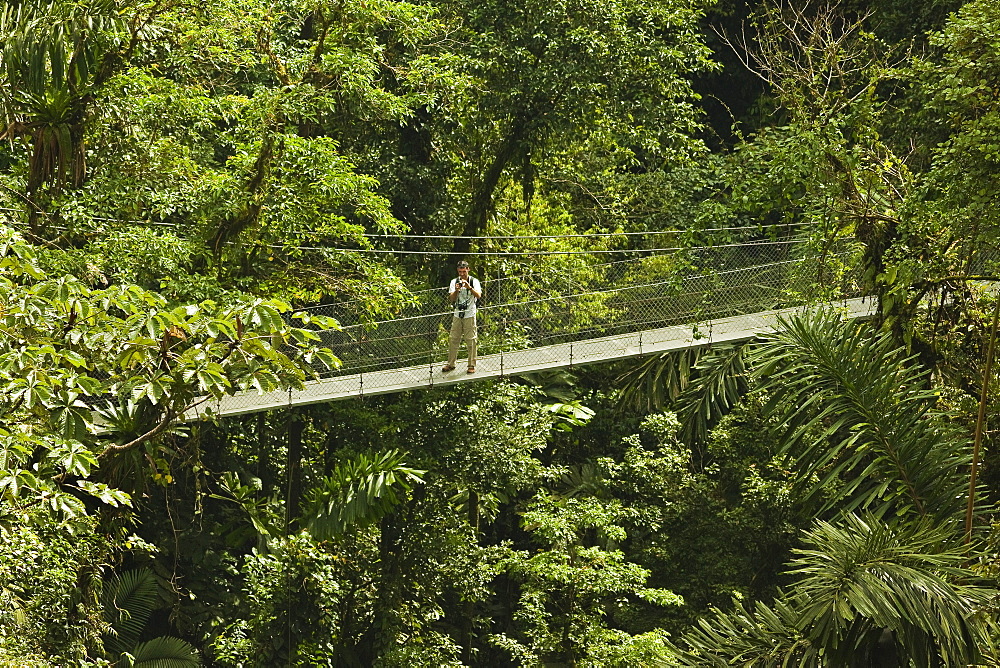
top-left (716, 1), bottom-right (908, 120)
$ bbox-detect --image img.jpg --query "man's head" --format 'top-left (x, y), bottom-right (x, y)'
top-left (457, 260), bottom-right (470, 278)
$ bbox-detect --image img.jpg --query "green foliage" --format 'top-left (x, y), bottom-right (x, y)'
top-left (85, 229), bottom-right (212, 295)
top-left (210, 472), bottom-right (283, 545)
top-left (616, 347), bottom-right (705, 414)
top-left (392, 0), bottom-right (719, 268)
top-left (676, 343), bottom-right (751, 447)
top-left (195, 384), bottom-right (558, 665)
top-left (216, 448), bottom-right (425, 542)
top-left (210, 532), bottom-right (346, 666)
top-left (788, 515), bottom-right (991, 667)
top-left (753, 310), bottom-right (972, 523)
top-left (594, 407), bottom-right (798, 634)
top-left (0, 511), bottom-right (111, 662)
top-left (0, 224), bottom-right (339, 521)
top-left (402, 382), bottom-right (554, 497)
top-left (670, 310), bottom-right (999, 664)
top-left (127, 636), bottom-right (201, 668)
top-left (674, 515), bottom-right (995, 667)
top-left (102, 568), bottom-right (159, 656)
top-left (895, 0), bottom-right (1000, 323)
top-left (493, 491), bottom-right (683, 665)
top-left (303, 450), bottom-right (425, 540)
top-left (102, 568), bottom-right (201, 666)
top-left (0, 0), bottom-right (131, 209)
top-left (542, 400), bottom-right (596, 432)
top-left (672, 595), bottom-right (817, 667)
top-left (616, 341), bottom-right (752, 448)
top-left (0, 0), bottom-right (446, 304)
top-left (2, 0), bottom-right (999, 665)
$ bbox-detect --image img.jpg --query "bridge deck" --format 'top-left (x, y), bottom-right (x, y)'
top-left (189, 297), bottom-right (872, 419)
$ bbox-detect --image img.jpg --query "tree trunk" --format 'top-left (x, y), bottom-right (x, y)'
top-left (460, 489), bottom-right (480, 663)
top-left (445, 117), bottom-right (531, 282)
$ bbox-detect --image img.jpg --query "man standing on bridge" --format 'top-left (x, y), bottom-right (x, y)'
top-left (442, 260), bottom-right (482, 373)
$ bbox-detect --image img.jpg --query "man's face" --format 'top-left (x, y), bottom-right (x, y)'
top-left (458, 266), bottom-right (469, 279)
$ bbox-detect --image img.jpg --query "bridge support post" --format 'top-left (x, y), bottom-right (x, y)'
top-left (357, 336), bottom-right (364, 398)
top-left (500, 306), bottom-right (506, 377)
top-left (427, 317), bottom-right (434, 388)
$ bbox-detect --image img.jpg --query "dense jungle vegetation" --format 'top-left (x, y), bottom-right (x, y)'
top-left (1, 0), bottom-right (1000, 665)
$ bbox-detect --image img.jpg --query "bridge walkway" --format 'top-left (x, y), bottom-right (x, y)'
top-left (192, 297), bottom-right (872, 419)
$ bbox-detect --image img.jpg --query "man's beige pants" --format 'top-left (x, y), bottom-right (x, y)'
top-left (448, 315), bottom-right (477, 368)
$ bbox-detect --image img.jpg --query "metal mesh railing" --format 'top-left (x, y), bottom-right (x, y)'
top-left (197, 239), bottom-right (1000, 415)
top-left (297, 241), bottom-right (865, 378)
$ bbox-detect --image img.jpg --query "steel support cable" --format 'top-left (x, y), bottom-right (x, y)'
top-left (0, 214), bottom-right (817, 315)
top-left (358, 222), bottom-right (813, 240)
top-left (0, 207), bottom-right (810, 239)
top-left (253, 238), bottom-right (815, 256)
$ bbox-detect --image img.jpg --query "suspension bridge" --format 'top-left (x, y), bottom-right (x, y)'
top-left (187, 238), bottom-right (873, 419)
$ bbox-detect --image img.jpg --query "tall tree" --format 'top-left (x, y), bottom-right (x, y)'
top-left (0, 0), bottom-right (151, 231)
top-left (434, 0), bottom-right (715, 258)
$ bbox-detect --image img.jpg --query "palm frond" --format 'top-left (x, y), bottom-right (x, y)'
top-left (752, 310), bottom-right (973, 523)
top-left (301, 450), bottom-right (424, 541)
top-left (616, 347), bottom-right (703, 413)
top-left (671, 595), bottom-right (818, 667)
top-left (676, 342), bottom-right (751, 446)
top-left (674, 514), bottom-right (995, 666)
top-left (557, 461), bottom-right (603, 498)
top-left (102, 567), bottom-right (158, 655)
top-left (616, 343), bottom-right (751, 447)
top-left (129, 635), bottom-right (201, 667)
top-left (788, 514), bottom-right (994, 667)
